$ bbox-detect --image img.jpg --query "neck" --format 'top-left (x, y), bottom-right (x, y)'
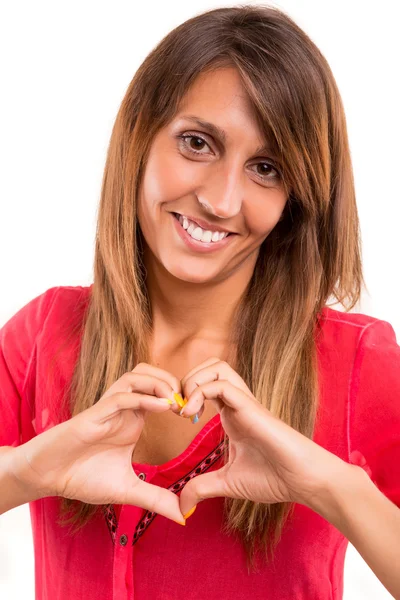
top-left (143, 249), bottom-right (257, 347)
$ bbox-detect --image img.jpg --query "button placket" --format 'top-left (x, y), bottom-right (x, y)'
top-left (113, 504), bottom-right (141, 600)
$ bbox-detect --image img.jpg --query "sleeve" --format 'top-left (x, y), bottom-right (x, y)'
top-left (349, 319), bottom-right (400, 508)
top-left (0, 287), bottom-right (60, 447)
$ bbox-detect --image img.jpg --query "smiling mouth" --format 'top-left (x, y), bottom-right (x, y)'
top-left (172, 212), bottom-right (233, 242)
top-left (171, 212), bottom-right (237, 253)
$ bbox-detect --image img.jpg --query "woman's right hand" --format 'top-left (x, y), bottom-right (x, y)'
top-left (10, 364), bottom-right (185, 524)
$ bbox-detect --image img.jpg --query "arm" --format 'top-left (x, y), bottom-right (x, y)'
top-left (308, 462), bottom-right (400, 600)
top-left (0, 289), bottom-right (61, 514)
top-left (0, 446), bottom-right (47, 515)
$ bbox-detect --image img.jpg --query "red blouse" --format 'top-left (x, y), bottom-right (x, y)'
top-left (1, 285), bottom-right (399, 600)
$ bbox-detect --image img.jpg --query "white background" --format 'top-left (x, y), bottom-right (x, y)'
top-left (0, 1), bottom-right (399, 598)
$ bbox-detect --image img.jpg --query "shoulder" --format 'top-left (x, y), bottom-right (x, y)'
top-left (0, 284), bottom-right (93, 371)
top-left (1, 284), bottom-right (92, 341)
top-left (319, 305), bottom-right (392, 332)
top-left (316, 307), bottom-right (400, 491)
top-left (318, 306), bottom-right (399, 442)
top-left (44, 284), bottom-right (92, 327)
top-left (317, 306), bottom-right (397, 356)
top-left (0, 285), bottom-right (93, 444)
top-left (315, 306), bottom-right (398, 408)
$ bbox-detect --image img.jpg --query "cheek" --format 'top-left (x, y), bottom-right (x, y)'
top-left (142, 150), bottom-right (195, 207)
top-left (247, 199), bottom-right (286, 236)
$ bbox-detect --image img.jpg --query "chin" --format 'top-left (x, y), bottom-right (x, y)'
top-left (162, 259), bottom-right (221, 284)
top-left (170, 267), bottom-right (217, 284)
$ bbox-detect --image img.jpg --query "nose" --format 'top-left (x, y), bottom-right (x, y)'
top-left (197, 161), bottom-right (244, 219)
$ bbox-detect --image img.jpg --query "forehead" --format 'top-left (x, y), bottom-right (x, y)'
top-left (177, 68), bottom-right (256, 120)
top-left (174, 67), bottom-right (266, 145)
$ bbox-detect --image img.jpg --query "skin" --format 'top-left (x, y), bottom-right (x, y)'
top-left (137, 66), bottom-right (288, 355)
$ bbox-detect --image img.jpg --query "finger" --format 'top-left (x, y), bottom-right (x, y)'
top-left (99, 372), bottom-right (178, 406)
top-left (181, 360), bottom-right (253, 406)
top-left (197, 403), bottom-right (205, 420)
top-left (180, 357), bottom-right (221, 388)
top-left (95, 391), bottom-right (175, 422)
top-left (181, 379), bottom-right (255, 418)
top-left (173, 357), bottom-right (221, 420)
top-left (132, 363), bottom-right (181, 396)
top-left (125, 477), bottom-right (186, 525)
top-left (179, 467), bottom-right (231, 517)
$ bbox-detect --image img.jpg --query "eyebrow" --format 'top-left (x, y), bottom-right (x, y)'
top-left (179, 114), bottom-right (275, 158)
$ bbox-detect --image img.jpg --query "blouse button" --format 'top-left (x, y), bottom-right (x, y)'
top-left (119, 534), bottom-right (128, 546)
top-left (138, 472), bottom-right (146, 481)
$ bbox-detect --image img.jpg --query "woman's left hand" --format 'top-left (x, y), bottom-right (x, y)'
top-left (177, 357), bottom-right (353, 517)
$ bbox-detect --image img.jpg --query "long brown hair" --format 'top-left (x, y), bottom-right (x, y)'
top-left (57, 4), bottom-right (364, 571)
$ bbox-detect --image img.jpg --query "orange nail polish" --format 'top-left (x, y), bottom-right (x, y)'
top-left (173, 518), bottom-right (186, 526)
top-left (173, 393), bottom-right (185, 408)
top-left (159, 398), bottom-right (174, 405)
top-left (183, 505), bottom-right (197, 519)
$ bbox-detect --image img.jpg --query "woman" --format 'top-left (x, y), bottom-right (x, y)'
top-left (1, 4), bottom-right (399, 599)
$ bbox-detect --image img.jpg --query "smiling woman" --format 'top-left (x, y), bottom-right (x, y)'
top-left (135, 67), bottom-right (287, 277)
top-left (1, 4), bottom-right (399, 600)
top-left (137, 66), bottom-right (288, 276)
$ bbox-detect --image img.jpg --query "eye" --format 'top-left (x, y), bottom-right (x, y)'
top-left (177, 132), bottom-right (281, 183)
top-left (177, 133), bottom-right (212, 155)
top-left (249, 162), bottom-right (281, 182)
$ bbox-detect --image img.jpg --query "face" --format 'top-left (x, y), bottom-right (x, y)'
top-left (137, 66), bottom-right (288, 284)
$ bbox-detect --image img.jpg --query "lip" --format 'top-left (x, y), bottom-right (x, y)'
top-left (173, 212), bottom-right (234, 234)
top-left (172, 213), bottom-right (235, 253)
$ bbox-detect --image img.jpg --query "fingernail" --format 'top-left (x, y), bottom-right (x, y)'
top-left (173, 518), bottom-right (186, 526)
top-left (190, 413), bottom-right (199, 424)
top-left (159, 398), bottom-right (174, 405)
top-left (183, 505), bottom-right (197, 519)
top-left (173, 393), bottom-right (185, 408)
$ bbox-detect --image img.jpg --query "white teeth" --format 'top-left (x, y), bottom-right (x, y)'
top-left (202, 230), bottom-right (213, 243)
top-left (187, 222), bottom-right (196, 235)
top-left (177, 214), bottom-right (229, 243)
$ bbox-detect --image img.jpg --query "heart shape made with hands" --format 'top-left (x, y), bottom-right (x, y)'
top-left (160, 356), bottom-right (353, 521)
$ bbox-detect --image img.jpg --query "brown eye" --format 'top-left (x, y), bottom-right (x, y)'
top-left (257, 163), bottom-right (272, 176)
top-left (177, 132), bottom-right (281, 183)
top-left (189, 137), bottom-right (206, 151)
top-left (250, 161), bottom-right (280, 181)
top-left (178, 134), bottom-right (212, 155)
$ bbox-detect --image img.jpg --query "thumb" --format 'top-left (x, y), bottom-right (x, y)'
top-left (125, 478), bottom-right (186, 525)
top-left (179, 467), bottom-right (229, 517)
